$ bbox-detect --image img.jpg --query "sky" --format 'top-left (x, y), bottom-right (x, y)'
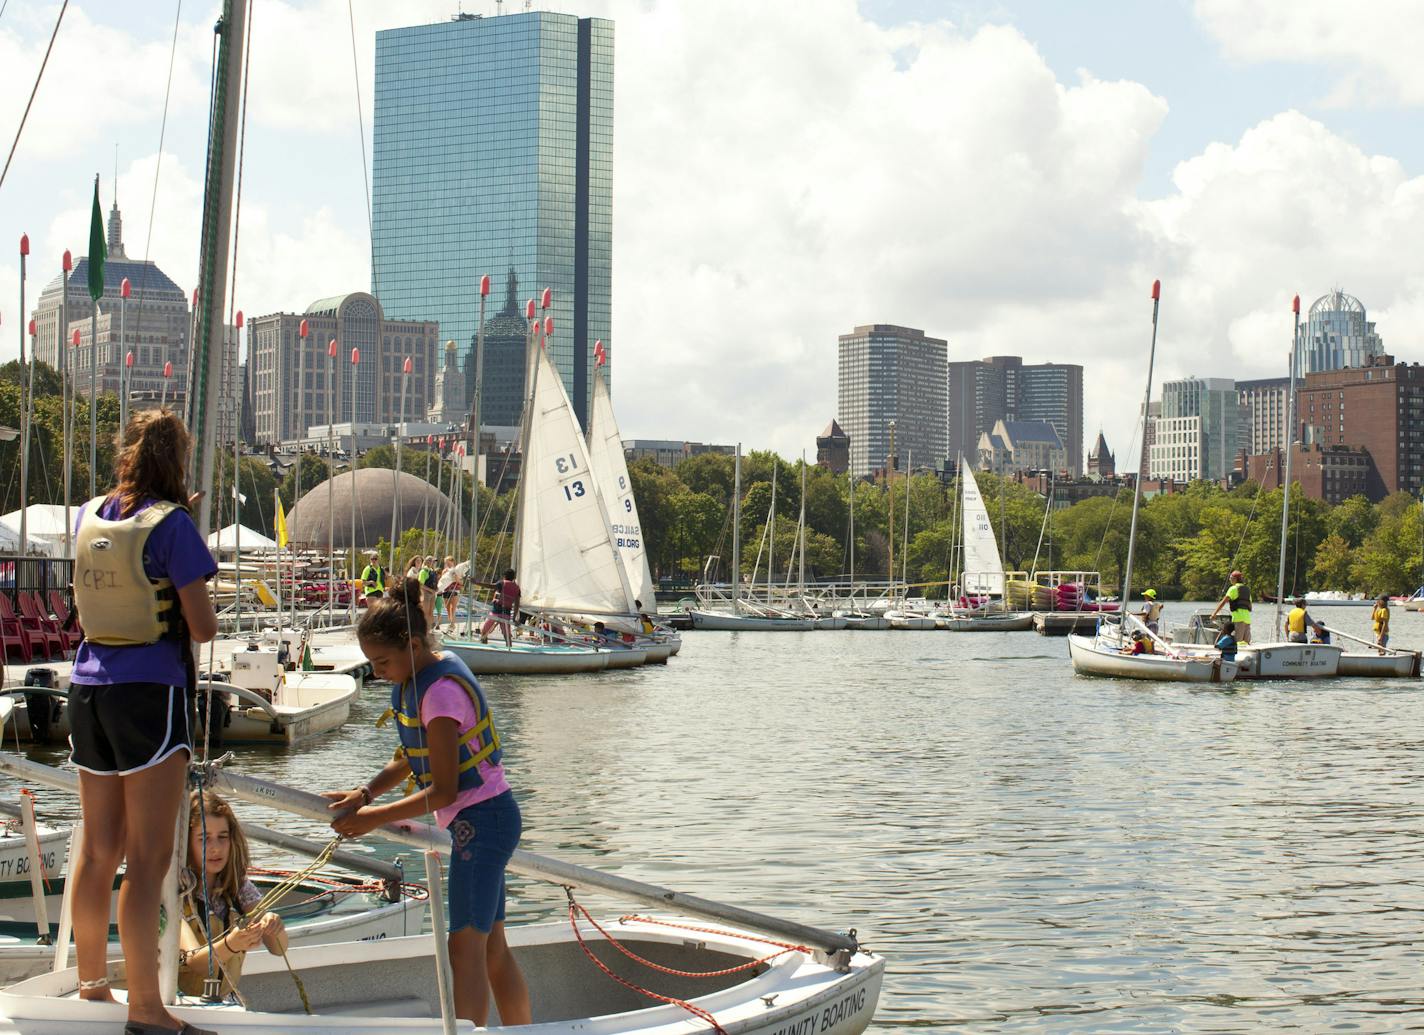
top-left (2, 0), bottom-right (1423, 466)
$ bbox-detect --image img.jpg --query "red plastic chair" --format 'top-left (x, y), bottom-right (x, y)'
top-left (47, 590), bottom-right (72, 626)
top-left (0, 596), bottom-right (41, 663)
top-left (24, 591), bottom-right (79, 655)
top-left (12, 594), bottom-right (62, 659)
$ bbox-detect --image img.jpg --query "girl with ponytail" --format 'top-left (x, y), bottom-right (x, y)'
top-left (324, 579), bottom-right (529, 1026)
top-left (69, 408), bottom-right (220, 1035)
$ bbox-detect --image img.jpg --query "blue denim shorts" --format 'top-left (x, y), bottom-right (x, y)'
top-left (447, 790), bottom-right (521, 934)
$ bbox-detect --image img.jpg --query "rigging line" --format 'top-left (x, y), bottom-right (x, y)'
top-left (346, 0), bottom-right (376, 298)
top-left (0, 0), bottom-right (68, 194)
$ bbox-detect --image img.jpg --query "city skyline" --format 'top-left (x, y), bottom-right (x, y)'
top-left (3, 1), bottom-right (1424, 462)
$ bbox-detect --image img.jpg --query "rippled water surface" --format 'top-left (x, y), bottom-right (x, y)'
top-left (9, 602), bottom-right (1424, 1032)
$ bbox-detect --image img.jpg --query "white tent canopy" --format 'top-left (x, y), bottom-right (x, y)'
top-left (0, 505), bottom-right (74, 557)
top-left (208, 523), bottom-right (279, 552)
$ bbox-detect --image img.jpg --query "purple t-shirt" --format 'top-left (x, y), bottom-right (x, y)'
top-left (70, 496), bottom-right (217, 688)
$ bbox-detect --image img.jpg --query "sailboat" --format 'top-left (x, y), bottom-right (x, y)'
top-left (688, 448), bottom-right (814, 630)
top-left (1069, 281), bottom-right (1239, 683)
top-left (939, 459), bottom-right (1033, 632)
top-left (585, 360), bottom-right (682, 661)
top-left (445, 335), bottom-right (630, 673)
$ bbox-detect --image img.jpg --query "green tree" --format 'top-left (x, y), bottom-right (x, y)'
top-left (1309, 533), bottom-right (1356, 591)
top-left (279, 453), bottom-right (333, 508)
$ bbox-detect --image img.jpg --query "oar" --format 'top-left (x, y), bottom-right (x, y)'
top-left (1318, 623), bottom-right (1414, 657)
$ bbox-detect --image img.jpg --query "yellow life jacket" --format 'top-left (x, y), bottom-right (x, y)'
top-left (1287, 607), bottom-right (1307, 634)
top-left (72, 495), bottom-right (184, 646)
top-left (178, 888), bottom-right (246, 998)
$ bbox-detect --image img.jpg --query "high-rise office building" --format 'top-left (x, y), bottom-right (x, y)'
top-left (373, 11), bottom-right (613, 428)
top-left (947, 356), bottom-right (1084, 474)
top-left (248, 292), bottom-right (437, 447)
top-left (1148, 377), bottom-right (1238, 483)
top-left (1295, 290), bottom-right (1384, 378)
top-left (837, 324), bottom-right (948, 479)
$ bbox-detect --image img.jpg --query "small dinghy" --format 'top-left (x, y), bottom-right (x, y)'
top-left (444, 638), bottom-right (613, 674)
top-left (197, 649), bottom-right (358, 746)
top-left (937, 612), bottom-right (1034, 632)
top-left (1337, 650), bottom-right (1422, 677)
top-left (885, 611), bottom-right (935, 631)
top-left (0, 916), bottom-right (882, 1035)
top-left (687, 609), bottom-right (815, 631)
top-left (1068, 633), bottom-right (1238, 683)
top-left (0, 869), bottom-right (427, 986)
top-left (0, 819), bottom-right (65, 885)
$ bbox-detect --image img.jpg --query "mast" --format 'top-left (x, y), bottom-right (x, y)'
top-left (887, 420), bottom-right (896, 598)
top-left (17, 235), bottom-right (29, 554)
top-left (1118, 279), bottom-right (1161, 630)
top-left (1275, 294), bottom-right (1301, 637)
top-left (731, 445), bottom-right (741, 615)
top-left (171, 0), bottom-right (249, 1005)
top-left (798, 454), bottom-right (807, 595)
top-left (766, 460), bottom-right (776, 606)
top-left (901, 448), bottom-right (911, 589)
top-left (466, 273), bottom-right (490, 631)
top-left (847, 470), bottom-right (854, 589)
top-left (187, 0), bottom-right (249, 541)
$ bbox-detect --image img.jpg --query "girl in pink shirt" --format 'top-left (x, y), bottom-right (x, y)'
top-left (325, 580), bottom-right (529, 1027)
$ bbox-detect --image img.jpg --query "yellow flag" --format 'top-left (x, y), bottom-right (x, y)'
top-left (275, 497), bottom-right (289, 549)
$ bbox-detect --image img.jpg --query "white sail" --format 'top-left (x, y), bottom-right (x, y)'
top-left (960, 462), bottom-right (1005, 595)
top-left (516, 346), bottom-right (634, 615)
top-left (587, 370), bottom-right (658, 611)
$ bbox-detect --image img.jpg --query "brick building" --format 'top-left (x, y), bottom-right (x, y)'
top-left (1245, 444), bottom-right (1371, 504)
top-left (1295, 354), bottom-right (1424, 500)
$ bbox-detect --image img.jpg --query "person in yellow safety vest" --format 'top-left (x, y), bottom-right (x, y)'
top-left (1137, 588), bottom-right (1163, 634)
top-left (1372, 595), bottom-right (1391, 651)
top-left (1209, 570), bottom-right (1252, 644)
top-left (361, 551), bottom-right (387, 601)
top-left (1286, 597), bottom-right (1325, 643)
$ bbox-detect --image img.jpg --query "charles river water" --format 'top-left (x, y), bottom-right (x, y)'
top-left (9, 602), bottom-right (1424, 1032)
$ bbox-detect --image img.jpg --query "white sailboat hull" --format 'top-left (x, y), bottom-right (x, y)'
top-left (1068, 635), bottom-right (1238, 683)
top-left (1235, 642), bottom-right (1343, 680)
top-left (199, 673), bottom-right (358, 747)
top-left (0, 826), bottom-right (66, 884)
top-left (813, 615), bottom-right (849, 630)
top-left (937, 612), bottom-right (1034, 632)
top-left (1336, 651), bottom-right (1421, 678)
top-left (0, 918), bottom-right (884, 1035)
top-left (687, 610), bottom-right (815, 631)
top-left (444, 640), bottom-right (612, 674)
top-left (842, 615), bottom-right (891, 631)
top-left (886, 613), bottom-right (935, 630)
top-left (0, 884), bottom-right (425, 986)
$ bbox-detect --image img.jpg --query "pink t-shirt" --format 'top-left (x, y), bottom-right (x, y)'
top-left (419, 675), bottom-right (511, 829)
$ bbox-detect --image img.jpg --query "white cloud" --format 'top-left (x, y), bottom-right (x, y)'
top-left (4, 0), bottom-right (1424, 472)
top-left (1194, 0), bottom-right (1424, 107)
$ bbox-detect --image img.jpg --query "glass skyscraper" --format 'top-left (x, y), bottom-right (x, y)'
top-left (1294, 290), bottom-right (1384, 378)
top-left (372, 11), bottom-right (613, 427)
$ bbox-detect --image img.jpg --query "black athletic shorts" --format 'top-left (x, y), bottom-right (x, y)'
top-left (68, 682), bottom-right (192, 776)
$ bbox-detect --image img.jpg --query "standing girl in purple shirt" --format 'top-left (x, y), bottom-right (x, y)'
top-left (68, 410), bottom-right (218, 1035)
top-left (324, 579), bottom-right (530, 1027)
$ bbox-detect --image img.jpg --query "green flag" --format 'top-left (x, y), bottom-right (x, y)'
top-left (87, 177), bottom-right (106, 301)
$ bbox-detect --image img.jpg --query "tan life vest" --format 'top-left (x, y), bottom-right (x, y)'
top-left (72, 495), bottom-right (183, 646)
top-left (178, 889), bottom-right (247, 998)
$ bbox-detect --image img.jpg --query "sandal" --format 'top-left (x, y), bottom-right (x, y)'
top-left (123, 1022), bottom-right (218, 1035)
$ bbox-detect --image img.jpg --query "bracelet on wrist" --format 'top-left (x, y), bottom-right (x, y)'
top-left (358, 785), bottom-right (373, 805)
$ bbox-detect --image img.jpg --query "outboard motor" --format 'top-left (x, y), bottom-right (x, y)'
top-left (195, 674), bottom-right (230, 751)
top-left (22, 668), bottom-right (60, 743)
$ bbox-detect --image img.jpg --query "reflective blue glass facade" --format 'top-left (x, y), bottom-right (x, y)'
top-left (372, 12), bottom-right (613, 428)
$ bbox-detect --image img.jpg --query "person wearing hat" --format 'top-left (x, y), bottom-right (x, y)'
top-left (1136, 588), bottom-right (1163, 634)
top-left (360, 550), bottom-right (387, 602)
top-left (1286, 596), bottom-right (1325, 643)
top-left (1209, 570), bottom-right (1251, 644)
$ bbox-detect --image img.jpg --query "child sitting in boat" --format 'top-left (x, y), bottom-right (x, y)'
top-left (179, 790), bottom-right (287, 998)
top-left (1216, 621), bottom-right (1238, 661)
top-left (327, 579), bottom-right (531, 1027)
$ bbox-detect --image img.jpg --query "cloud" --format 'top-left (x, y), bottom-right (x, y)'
top-left (1194, 0), bottom-right (1424, 107)
top-left (5, 0), bottom-right (1424, 475)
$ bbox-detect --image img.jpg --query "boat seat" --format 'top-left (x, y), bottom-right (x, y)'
top-left (311, 996), bottom-right (432, 1018)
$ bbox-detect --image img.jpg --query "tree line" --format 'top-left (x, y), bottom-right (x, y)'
top-left (4, 359), bottom-right (1417, 598)
top-left (625, 451), bottom-right (1424, 599)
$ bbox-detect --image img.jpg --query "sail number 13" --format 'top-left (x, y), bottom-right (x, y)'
top-left (556, 454), bottom-right (585, 501)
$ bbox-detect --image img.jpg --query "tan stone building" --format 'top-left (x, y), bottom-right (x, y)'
top-left (248, 292), bottom-right (438, 447)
